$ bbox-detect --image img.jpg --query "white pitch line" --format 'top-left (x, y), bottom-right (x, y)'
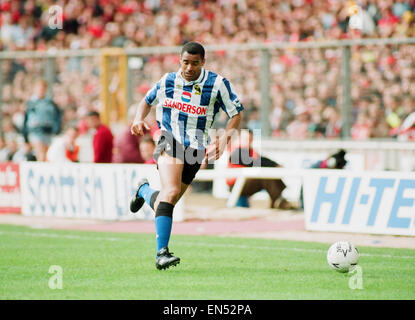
top-left (0, 231), bottom-right (125, 242)
top-left (0, 230), bottom-right (414, 260)
top-left (175, 240), bottom-right (415, 260)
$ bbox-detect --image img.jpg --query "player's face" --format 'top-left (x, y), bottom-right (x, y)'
top-left (180, 52), bottom-right (205, 81)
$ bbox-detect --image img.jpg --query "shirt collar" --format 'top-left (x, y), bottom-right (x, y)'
top-left (177, 68), bottom-right (206, 85)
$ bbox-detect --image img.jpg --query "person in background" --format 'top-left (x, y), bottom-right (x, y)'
top-left (139, 135), bottom-right (156, 164)
top-left (112, 106), bottom-right (145, 163)
top-left (22, 79), bottom-right (62, 161)
top-left (46, 126), bottom-right (80, 162)
top-left (397, 111), bottom-right (415, 141)
top-left (11, 142), bottom-right (36, 162)
top-left (85, 111), bottom-right (114, 163)
top-left (310, 149), bottom-right (348, 170)
top-left (227, 129), bottom-right (295, 209)
top-left (4, 140), bottom-right (19, 161)
top-left (299, 149), bottom-right (348, 209)
top-left (246, 107), bottom-right (262, 131)
top-left (0, 136), bottom-right (9, 162)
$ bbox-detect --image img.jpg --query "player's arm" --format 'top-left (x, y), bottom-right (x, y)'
top-left (222, 112), bottom-right (242, 151)
top-left (131, 77), bottom-right (163, 136)
top-left (131, 99), bottom-right (151, 136)
top-left (207, 78), bottom-right (244, 161)
top-left (131, 73), bottom-right (163, 136)
top-left (207, 111), bottom-right (243, 162)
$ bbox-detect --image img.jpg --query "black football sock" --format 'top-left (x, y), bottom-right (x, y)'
top-left (150, 191), bottom-right (160, 211)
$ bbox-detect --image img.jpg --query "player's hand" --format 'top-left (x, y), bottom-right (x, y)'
top-left (200, 157), bottom-right (208, 169)
top-left (206, 135), bottom-right (227, 162)
top-left (131, 120), bottom-right (150, 136)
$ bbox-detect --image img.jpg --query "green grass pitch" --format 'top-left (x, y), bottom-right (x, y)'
top-left (0, 224), bottom-right (414, 300)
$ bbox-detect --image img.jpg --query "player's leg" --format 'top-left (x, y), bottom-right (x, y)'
top-left (155, 146), bottom-right (205, 210)
top-left (154, 132), bottom-right (186, 268)
top-left (154, 146), bottom-right (206, 251)
top-left (129, 132), bottom-right (181, 268)
top-left (130, 132), bottom-right (172, 213)
top-left (153, 181), bottom-right (189, 214)
top-left (153, 151), bottom-right (183, 267)
top-left (156, 152), bottom-right (184, 204)
top-left (130, 134), bottom-right (203, 269)
top-left (154, 147), bottom-right (203, 269)
top-left (166, 146), bottom-right (205, 208)
top-left (132, 136), bottom-right (203, 212)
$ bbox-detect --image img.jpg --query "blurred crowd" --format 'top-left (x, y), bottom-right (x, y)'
top-left (1, 0), bottom-right (415, 164)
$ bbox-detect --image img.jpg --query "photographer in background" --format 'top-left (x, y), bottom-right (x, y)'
top-left (299, 149), bottom-right (348, 209)
top-left (22, 79), bottom-right (62, 161)
top-left (227, 129), bottom-right (296, 210)
top-left (310, 149), bottom-right (348, 170)
top-left (46, 126), bottom-right (80, 162)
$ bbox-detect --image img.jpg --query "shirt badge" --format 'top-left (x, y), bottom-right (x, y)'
top-left (194, 85), bottom-right (201, 95)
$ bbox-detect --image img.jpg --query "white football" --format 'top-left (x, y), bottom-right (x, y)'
top-left (327, 241), bottom-right (360, 273)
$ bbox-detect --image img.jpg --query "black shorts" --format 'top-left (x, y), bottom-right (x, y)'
top-left (153, 131), bottom-right (206, 185)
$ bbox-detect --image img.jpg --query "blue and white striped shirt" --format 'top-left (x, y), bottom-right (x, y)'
top-left (145, 68), bottom-right (244, 150)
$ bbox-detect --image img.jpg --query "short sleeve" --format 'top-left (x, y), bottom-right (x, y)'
top-left (144, 80), bottom-right (161, 106)
top-left (217, 78), bottom-right (244, 118)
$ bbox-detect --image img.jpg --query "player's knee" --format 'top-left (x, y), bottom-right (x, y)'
top-left (161, 187), bottom-right (181, 204)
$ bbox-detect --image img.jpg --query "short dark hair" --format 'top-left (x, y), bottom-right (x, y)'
top-left (87, 110), bottom-right (100, 118)
top-left (181, 41), bottom-right (205, 60)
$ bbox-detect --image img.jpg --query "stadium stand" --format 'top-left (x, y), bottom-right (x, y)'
top-left (1, 0), bottom-right (415, 163)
